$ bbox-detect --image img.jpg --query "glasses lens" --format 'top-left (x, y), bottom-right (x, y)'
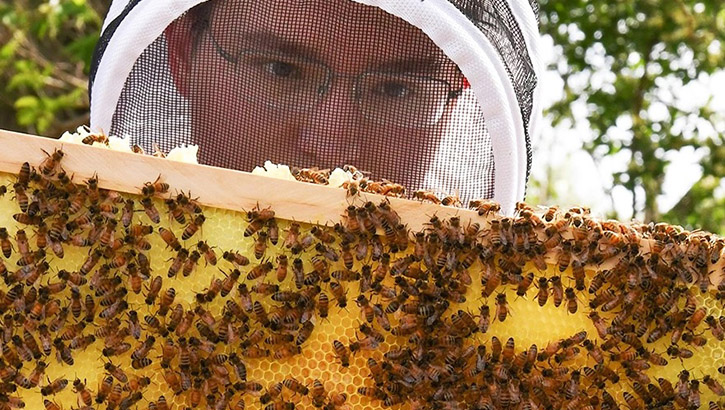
top-left (357, 72), bottom-right (450, 128)
top-left (234, 51), bottom-right (329, 110)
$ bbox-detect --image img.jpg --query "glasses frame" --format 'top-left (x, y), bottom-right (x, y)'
top-left (207, 26), bottom-right (464, 128)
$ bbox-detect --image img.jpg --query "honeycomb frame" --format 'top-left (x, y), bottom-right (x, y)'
top-left (0, 131), bottom-right (724, 410)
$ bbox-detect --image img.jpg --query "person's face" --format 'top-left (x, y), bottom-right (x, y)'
top-left (176, 0), bottom-right (464, 188)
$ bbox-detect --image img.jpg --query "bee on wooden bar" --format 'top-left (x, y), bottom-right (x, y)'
top-left (141, 175), bottom-right (169, 197)
top-left (39, 148), bottom-right (64, 176)
top-left (412, 189), bottom-right (441, 204)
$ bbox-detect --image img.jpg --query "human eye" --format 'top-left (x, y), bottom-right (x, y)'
top-left (262, 60), bottom-right (300, 78)
top-left (371, 80), bottom-right (414, 99)
top-left (243, 53), bottom-right (308, 81)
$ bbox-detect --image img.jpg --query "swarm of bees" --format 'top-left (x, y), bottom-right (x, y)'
top-left (0, 148), bottom-right (725, 410)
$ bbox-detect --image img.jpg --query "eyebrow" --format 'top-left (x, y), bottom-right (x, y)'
top-left (240, 31), bottom-right (444, 74)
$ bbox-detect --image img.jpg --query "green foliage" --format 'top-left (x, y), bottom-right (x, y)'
top-left (0, 0), bottom-right (107, 136)
top-left (540, 0), bottom-right (725, 232)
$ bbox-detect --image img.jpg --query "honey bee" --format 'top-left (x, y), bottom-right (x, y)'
top-left (350, 334), bottom-right (382, 353)
top-left (252, 301), bottom-right (270, 328)
top-left (253, 230), bottom-right (268, 260)
top-left (182, 250), bottom-right (201, 277)
top-left (53, 338), bottom-right (74, 365)
top-left (158, 227), bottom-right (181, 252)
top-left (35, 324), bottom-right (52, 356)
top-left (0, 228), bottom-right (13, 258)
top-left (196, 240), bottom-right (217, 265)
top-left (329, 281), bottom-right (347, 309)
top-left (495, 293), bottom-right (509, 322)
top-left (99, 299), bottom-right (129, 320)
top-left (666, 345), bottom-right (693, 360)
top-left (244, 206), bottom-right (274, 236)
top-left (688, 306), bottom-right (707, 329)
top-left (331, 269), bottom-right (360, 282)
top-left (16, 161), bottom-right (31, 188)
top-left (332, 340), bottom-right (350, 367)
top-left (270, 254), bottom-right (288, 283)
top-left (468, 199), bottom-right (500, 216)
top-left (241, 346), bottom-right (270, 359)
top-left (142, 175), bottom-right (170, 197)
top-left (441, 194), bottom-right (462, 207)
top-left (263, 401), bottom-right (296, 410)
top-left (159, 370), bottom-right (182, 396)
top-left (199, 278), bottom-right (223, 303)
top-left (70, 378), bottom-right (94, 406)
top-left (412, 189), bottom-right (441, 204)
top-left (289, 257), bottom-right (305, 289)
top-left (115, 198), bottom-right (134, 228)
top-left (215, 269), bottom-right (241, 298)
top-left (546, 275), bottom-right (564, 307)
top-left (329, 392), bottom-right (348, 408)
top-left (12, 212), bottom-right (42, 226)
top-left (167, 248), bottom-right (189, 278)
top-left (562, 287), bottom-right (579, 314)
top-left (140, 197), bottom-right (161, 224)
top-left (16, 360), bottom-right (46, 388)
top-left (294, 167), bottom-right (330, 184)
top-left (308, 379), bottom-right (327, 407)
top-left (475, 304), bottom-right (491, 334)
top-left (145, 276), bottom-right (163, 305)
top-left (223, 250), bottom-right (250, 267)
top-left (102, 361), bottom-right (128, 384)
top-left (313, 292), bottom-right (330, 320)
top-left (315, 242), bottom-right (339, 263)
top-left (40, 377), bottom-right (68, 396)
top-left (511, 272), bottom-right (534, 298)
top-left (705, 315), bottom-right (725, 341)
top-left (43, 399), bottom-right (62, 410)
top-left (279, 222), bottom-right (300, 250)
top-left (703, 375), bottom-right (725, 396)
top-left (38, 148), bottom-right (64, 176)
top-left (12, 230), bottom-right (30, 259)
top-left (254, 283), bottom-right (281, 297)
top-left (181, 214), bottom-right (205, 240)
top-left (351, 294), bottom-right (373, 323)
top-left (13, 182), bottom-right (30, 214)
top-left (247, 261), bottom-right (273, 281)
top-left (283, 377), bottom-right (309, 396)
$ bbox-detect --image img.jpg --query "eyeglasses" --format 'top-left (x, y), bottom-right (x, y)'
top-left (209, 34), bottom-right (462, 128)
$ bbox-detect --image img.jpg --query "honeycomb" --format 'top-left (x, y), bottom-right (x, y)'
top-left (0, 149), bottom-right (725, 410)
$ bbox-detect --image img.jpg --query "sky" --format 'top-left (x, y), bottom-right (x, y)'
top-left (529, 33), bottom-right (725, 221)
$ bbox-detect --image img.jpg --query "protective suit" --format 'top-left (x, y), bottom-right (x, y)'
top-left (89, 0), bottom-right (544, 213)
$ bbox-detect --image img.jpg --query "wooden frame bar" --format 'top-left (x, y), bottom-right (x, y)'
top-left (0, 129), bottom-right (479, 231)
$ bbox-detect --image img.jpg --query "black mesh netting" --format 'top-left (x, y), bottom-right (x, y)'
top-left (450, 0), bottom-right (538, 186)
top-left (107, 0), bottom-right (536, 203)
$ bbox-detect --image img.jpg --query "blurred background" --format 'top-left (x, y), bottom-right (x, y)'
top-left (0, 0), bottom-right (723, 231)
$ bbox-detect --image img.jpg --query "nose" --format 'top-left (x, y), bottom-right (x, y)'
top-left (295, 77), bottom-right (361, 167)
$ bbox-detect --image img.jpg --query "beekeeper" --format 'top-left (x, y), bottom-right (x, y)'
top-left (89, 0), bottom-right (543, 212)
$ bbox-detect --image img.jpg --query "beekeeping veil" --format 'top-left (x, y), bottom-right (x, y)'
top-left (89, 0), bottom-right (543, 213)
